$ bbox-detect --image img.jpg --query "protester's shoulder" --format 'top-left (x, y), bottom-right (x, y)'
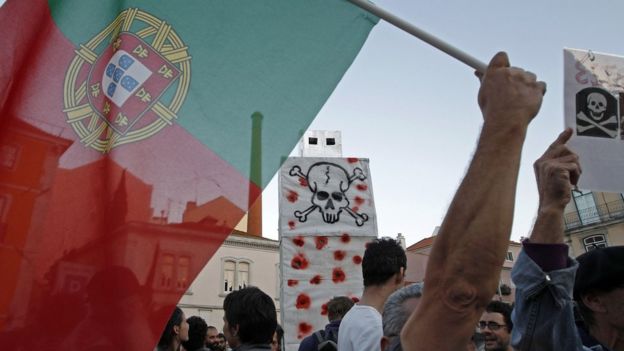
top-left (339, 306), bottom-right (367, 327)
top-left (297, 333), bottom-right (318, 351)
top-left (340, 305), bottom-right (382, 335)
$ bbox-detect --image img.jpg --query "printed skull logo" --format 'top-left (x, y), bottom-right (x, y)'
top-left (290, 162), bottom-right (369, 226)
top-left (576, 87), bottom-right (618, 138)
top-left (587, 92), bottom-right (607, 121)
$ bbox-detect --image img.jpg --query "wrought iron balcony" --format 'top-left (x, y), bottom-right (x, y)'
top-left (564, 199), bottom-right (624, 230)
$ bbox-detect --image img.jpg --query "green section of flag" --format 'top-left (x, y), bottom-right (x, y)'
top-left (49, 0), bottom-right (377, 187)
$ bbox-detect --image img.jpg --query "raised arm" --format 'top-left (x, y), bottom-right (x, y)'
top-left (401, 52), bottom-right (546, 350)
top-left (529, 128), bottom-right (580, 244)
top-left (511, 129), bottom-right (585, 351)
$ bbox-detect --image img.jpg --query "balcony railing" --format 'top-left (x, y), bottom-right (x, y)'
top-left (565, 198), bottom-right (624, 230)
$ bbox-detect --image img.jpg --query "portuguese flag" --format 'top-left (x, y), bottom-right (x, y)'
top-left (0, 0), bottom-right (377, 349)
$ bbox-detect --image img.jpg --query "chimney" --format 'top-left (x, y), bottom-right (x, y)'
top-left (247, 112), bottom-right (263, 236)
top-left (396, 233), bottom-right (406, 249)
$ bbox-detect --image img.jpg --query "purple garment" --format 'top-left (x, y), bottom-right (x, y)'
top-left (522, 240), bottom-right (569, 271)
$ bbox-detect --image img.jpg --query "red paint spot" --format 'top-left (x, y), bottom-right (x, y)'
top-left (315, 236), bottom-right (328, 250)
top-left (298, 322), bottom-right (313, 339)
top-left (288, 221), bottom-right (296, 230)
top-left (298, 177), bottom-right (308, 187)
top-left (287, 190), bottom-right (299, 203)
top-left (309, 275), bottom-right (322, 285)
top-left (352, 206), bottom-right (359, 213)
top-left (340, 233), bottom-right (351, 243)
top-left (332, 267), bottom-right (346, 283)
top-left (296, 293), bottom-right (311, 309)
top-left (334, 250), bottom-right (346, 261)
top-left (321, 303), bottom-right (328, 315)
top-left (291, 253), bottom-right (309, 270)
top-left (351, 296), bottom-right (360, 303)
top-left (354, 196), bottom-right (365, 206)
top-left (353, 255), bottom-right (362, 265)
top-left (356, 184), bottom-right (368, 191)
top-left (293, 235), bottom-right (305, 247)
top-left (347, 157), bottom-right (359, 163)
top-left (287, 279), bottom-right (299, 287)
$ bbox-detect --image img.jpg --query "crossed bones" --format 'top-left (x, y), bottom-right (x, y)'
top-left (289, 165), bottom-right (369, 226)
top-left (577, 111), bottom-right (618, 138)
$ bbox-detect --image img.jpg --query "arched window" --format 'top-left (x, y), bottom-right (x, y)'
top-left (223, 260), bottom-right (236, 293)
top-left (583, 234), bottom-right (607, 252)
top-left (222, 258), bottom-right (252, 294)
top-left (237, 262), bottom-right (249, 290)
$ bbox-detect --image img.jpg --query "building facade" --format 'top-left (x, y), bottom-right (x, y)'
top-left (178, 231), bottom-right (280, 328)
top-left (564, 191), bottom-right (624, 257)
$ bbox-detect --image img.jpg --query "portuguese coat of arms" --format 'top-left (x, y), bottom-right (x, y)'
top-left (63, 8), bottom-right (191, 152)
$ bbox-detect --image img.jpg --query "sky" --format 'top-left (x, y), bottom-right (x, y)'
top-left (2, 0), bottom-right (621, 247)
top-left (260, 0), bottom-right (624, 245)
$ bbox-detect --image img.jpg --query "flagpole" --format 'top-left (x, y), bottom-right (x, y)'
top-left (348, 0), bottom-right (488, 73)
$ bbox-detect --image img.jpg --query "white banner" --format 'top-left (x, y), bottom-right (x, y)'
top-left (564, 48), bottom-right (624, 192)
top-left (278, 157), bottom-right (378, 350)
top-left (278, 157), bottom-right (377, 236)
top-left (281, 235), bottom-right (368, 351)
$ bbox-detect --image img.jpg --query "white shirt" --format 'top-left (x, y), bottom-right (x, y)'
top-left (337, 304), bottom-right (382, 351)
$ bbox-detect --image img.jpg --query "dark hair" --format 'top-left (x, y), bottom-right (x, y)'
top-left (327, 296), bottom-right (355, 321)
top-left (574, 246), bottom-right (624, 327)
top-left (158, 307), bottom-right (185, 347)
top-left (485, 301), bottom-right (513, 331)
top-left (182, 316), bottom-right (208, 351)
top-left (362, 238), bottom-right (406, 287)
top-left (275, 324), bottom-right (284, 348)
top-left (223, 287), bottom-right (277, 344)
top-left (217, 332), bottom-right (226, 340)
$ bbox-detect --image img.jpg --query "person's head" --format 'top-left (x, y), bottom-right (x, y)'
top-left (362, 237), bottom-right (406, 288)
top-left (574, 246), bottom-right (624, 331)
top-left (223, 286), bottom-right (277, 347)
top-left (158, 307), bottom-right (189, 350)
top-left (271, 324), bottom-right (283, 351)
top-left (217, 333), bottom-right (227, 350)
top-left (327, 296), bottom-right (355, 322)
top-left (182, 316), bottom-right (208, 351)
top-left (206, 326), bottom-right (219, 348)
top-left (478, 301), bottom-right (513, 351)
top-left (380, 283), bottom-right (423, 351)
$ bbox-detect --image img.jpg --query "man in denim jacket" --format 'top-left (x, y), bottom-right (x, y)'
top-left (511, 129), bottom-right (624, 351)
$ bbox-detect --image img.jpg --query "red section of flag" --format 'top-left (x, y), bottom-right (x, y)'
top-left (0, 1), bottom-right (259, 349)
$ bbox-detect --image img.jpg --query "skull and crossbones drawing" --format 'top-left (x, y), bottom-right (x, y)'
top-left (289, 162), bottom-right (369, 226)
top-left (576, 88), bottom-right (618, 138)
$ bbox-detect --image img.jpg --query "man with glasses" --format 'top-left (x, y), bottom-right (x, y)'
top-left (478, 301), bottom-right (513, 351)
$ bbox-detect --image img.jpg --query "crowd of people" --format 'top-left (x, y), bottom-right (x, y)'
top-left (157, 52), bottom-right (624, 351)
